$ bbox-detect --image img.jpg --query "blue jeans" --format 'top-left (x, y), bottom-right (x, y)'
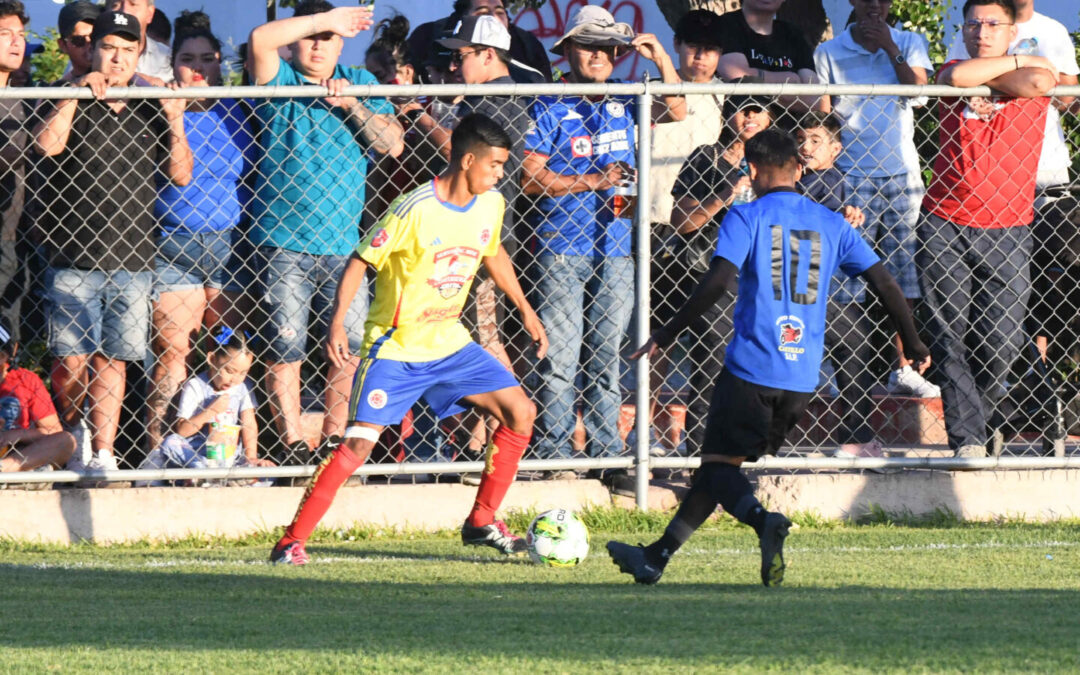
top-left (526, 254), bottom-right (634, 459)
top-left (258, 246), bottom-right (368, 363)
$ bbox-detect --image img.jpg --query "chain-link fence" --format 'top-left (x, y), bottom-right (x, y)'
top-left (2, 81), bottom-right (1080, 500)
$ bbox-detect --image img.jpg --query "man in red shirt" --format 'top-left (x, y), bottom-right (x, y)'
top-left (0, 322), bottom-right (76, 479)
top-left (918, 0), bottom-right (1058, 459)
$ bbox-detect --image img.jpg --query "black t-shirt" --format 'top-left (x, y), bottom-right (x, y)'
top-left (39, 97), bottom-right (169, 271)
top-left (715, 10), bottom-right (814, 74)
top-left (458, 75), bottom-right (531, 232)
top-left (798, 167), bottom-right (848, 212)
top-left (0, 98), bottom-right (28, 222)
top-left (671, 142), bottom-right (741, 278)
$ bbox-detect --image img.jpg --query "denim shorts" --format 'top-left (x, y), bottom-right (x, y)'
top-left (47, 267), bottom-right (152, 361)
top-left (154, 231), bottom-right (244, 294)
top-left (258, 246), bottom-right (368, 363)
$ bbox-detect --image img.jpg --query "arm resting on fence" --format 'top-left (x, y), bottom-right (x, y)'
top-left (938, 54), bottom-right (1058, 97)
top-left (520, 152), bottom-right (623, 197)
top-left (347, 103), bottom-right (405, 157)
top-left (862, 261), bottom-right (930, 367)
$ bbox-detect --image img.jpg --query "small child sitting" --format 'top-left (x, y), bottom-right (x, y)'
top-left (138, 326), bottom-right (274, 486)
top-left (0, 320), bottom-right (76, 486)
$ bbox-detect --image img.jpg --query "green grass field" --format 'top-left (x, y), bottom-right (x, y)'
top-left (4, 511), bottom-right (1080, 673)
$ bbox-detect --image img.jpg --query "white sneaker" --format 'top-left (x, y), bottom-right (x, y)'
top-left (83, 450), bottom-right (130, 489)
top-left (888, 366), bottom-right (941, 398)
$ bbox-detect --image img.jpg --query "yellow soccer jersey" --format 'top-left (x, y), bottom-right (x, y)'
top-left (357, 179), bottom-right (503, 362)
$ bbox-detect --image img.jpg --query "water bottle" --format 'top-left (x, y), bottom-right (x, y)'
top-left (1013, 37), bottom-right (1038, 55)
top-left (732, 159), bottom-right (755, 205)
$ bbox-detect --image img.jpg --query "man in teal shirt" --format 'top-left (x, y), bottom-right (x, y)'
top-left (248, 0), bottom-right (404, 464)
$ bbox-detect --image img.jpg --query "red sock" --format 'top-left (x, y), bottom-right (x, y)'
top-left (282, 445), bottom-right (362, 544)
top-left (468, 427), bottom-right (530, 527)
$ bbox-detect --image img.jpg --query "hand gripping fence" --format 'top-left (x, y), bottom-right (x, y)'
top-left (1, 80), bottom-right (1079, 497)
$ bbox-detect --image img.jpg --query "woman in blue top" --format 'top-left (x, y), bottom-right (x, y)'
top-left (148, 16), bottom-right (256, 450)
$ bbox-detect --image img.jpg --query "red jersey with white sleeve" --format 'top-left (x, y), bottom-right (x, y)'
top-left (924, 64), bottom-right (1050, 228)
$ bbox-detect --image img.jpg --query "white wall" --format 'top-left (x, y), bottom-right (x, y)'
top-left (22, 0), bottom-right (1080, 81)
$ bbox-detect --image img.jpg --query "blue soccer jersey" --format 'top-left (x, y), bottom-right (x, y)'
top-left (524, 82), bottom-right (637, 257)
top-left (715, 188), bottom-right (879, 392)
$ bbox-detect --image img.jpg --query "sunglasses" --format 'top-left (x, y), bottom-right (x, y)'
top-left (64, 35), bottom-right (92, 48)
top-left (450, 48), bottom-right (484, 66)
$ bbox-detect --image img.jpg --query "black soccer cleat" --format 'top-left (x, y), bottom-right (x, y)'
top-left (461, 520), bottom-right (528, 555)
top-left (759, 512), bottom-right (792, 587)
top-left (606, 540), bottom-right (663, 585)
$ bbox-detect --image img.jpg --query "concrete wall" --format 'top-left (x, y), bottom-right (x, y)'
top-left (3, 470), bottom-right (1078, 544)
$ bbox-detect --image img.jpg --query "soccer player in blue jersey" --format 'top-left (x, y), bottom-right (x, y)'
top-left (607, 129), bottom-right (930, 587)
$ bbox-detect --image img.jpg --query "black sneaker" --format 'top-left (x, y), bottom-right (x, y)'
top-left (759, 512), bottom-right (791, 587)
top-left (461, 520), bottom-right (527, 555)
top-left (588, 468), bottom-right (637, 498)
top-left (606, 540), bottom-right (663, 585)
top-left (269, 540), bottom-right (310, 566)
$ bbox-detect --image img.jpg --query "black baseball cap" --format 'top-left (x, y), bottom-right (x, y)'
top-left (90, 11), bottom-right (142, 45)
top-left (58, 1), bottom-right (102, 39)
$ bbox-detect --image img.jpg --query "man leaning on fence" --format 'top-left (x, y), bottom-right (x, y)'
top-left (520, 5), bottom-right (685, 494)
top-left (247, 0), bottom-right (404, 466)
top-left (105, 0), bottom-right (172, 84)
top-left (32, 10), bottom-right (192, 481)
top-left (813, 0), bottom-right (939, 399)
top-left (919, 0), bottom-right (1058, 460)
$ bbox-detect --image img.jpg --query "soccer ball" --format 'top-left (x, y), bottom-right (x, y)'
top-left (526, 509), bottom-right (590, 567)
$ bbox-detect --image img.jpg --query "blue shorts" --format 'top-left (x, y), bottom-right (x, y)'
top-left (348, 342), bottom-right (519, 426)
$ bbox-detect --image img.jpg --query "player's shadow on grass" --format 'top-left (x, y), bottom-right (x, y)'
top-left (313, 545), bottom-right (535, 564)
top-left (3, 564), bottom-right (1078, 670)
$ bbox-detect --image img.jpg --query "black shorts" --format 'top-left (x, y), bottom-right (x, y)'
top-left (702, 368), bottom-right (813, 462)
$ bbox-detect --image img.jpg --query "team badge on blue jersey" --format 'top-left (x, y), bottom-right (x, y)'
top-left (776, 315), bottom-right (805, 361)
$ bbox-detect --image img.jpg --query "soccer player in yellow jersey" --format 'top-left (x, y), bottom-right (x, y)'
top-left (271, 114), bottom-right (548, 563)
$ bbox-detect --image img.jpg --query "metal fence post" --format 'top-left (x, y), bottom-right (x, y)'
top-left (634, 82), bottom-right (653, 510)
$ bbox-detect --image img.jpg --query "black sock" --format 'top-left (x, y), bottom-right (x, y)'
top-left (644, 471), bottom-right (718, 567)
top-left (706, 462), bottom-right (768, 536)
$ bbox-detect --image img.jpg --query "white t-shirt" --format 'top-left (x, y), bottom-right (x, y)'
top-left (814, 26), bottom-right (932, 178)
top-left (176, 373), bottom-right (256, 461)
top-left (139, 38), bottom-right (175, 83)
top-left (946, 12), bottom-right (1079, 187)
top-left (648, 79), bottom-right (725, 224)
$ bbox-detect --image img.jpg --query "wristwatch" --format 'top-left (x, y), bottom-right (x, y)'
top-left (894, 53), bottom-right (906, 65)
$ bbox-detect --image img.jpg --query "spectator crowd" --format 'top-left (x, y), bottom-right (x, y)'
top-left (0, 0), bottom-right (1077, 491)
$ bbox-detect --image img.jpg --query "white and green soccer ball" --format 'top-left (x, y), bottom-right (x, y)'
top-left (526, 508), bottom-right (590, 567)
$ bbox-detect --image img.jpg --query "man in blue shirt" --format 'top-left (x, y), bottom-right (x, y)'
top-left (520, 5), bottom-right (684, 494)
top-left (247, 0), bottom-right (404, 465)
top-left (608, 129), bottom-right (929, 587)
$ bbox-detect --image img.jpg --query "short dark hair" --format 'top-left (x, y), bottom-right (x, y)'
top-left (148, 7), bottom-right (171, 42)
top-left (293, 0), bottom-right (335, 18)
top-left (962, 0), bottom-right (1016, 21)
top-left (450, 113), bottom-right (512, 164)
top-left (798, 111), bottom-right (843, 144)
top-left (0, 0), bottom-right (28, 25)
top-left (745, 128), bottom-right (800, 171)
top-left (674, 9), bottom-right (724, 49)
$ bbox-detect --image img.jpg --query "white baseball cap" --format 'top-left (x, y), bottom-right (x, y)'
top-left (437, 15), bottom-right (512, 52)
